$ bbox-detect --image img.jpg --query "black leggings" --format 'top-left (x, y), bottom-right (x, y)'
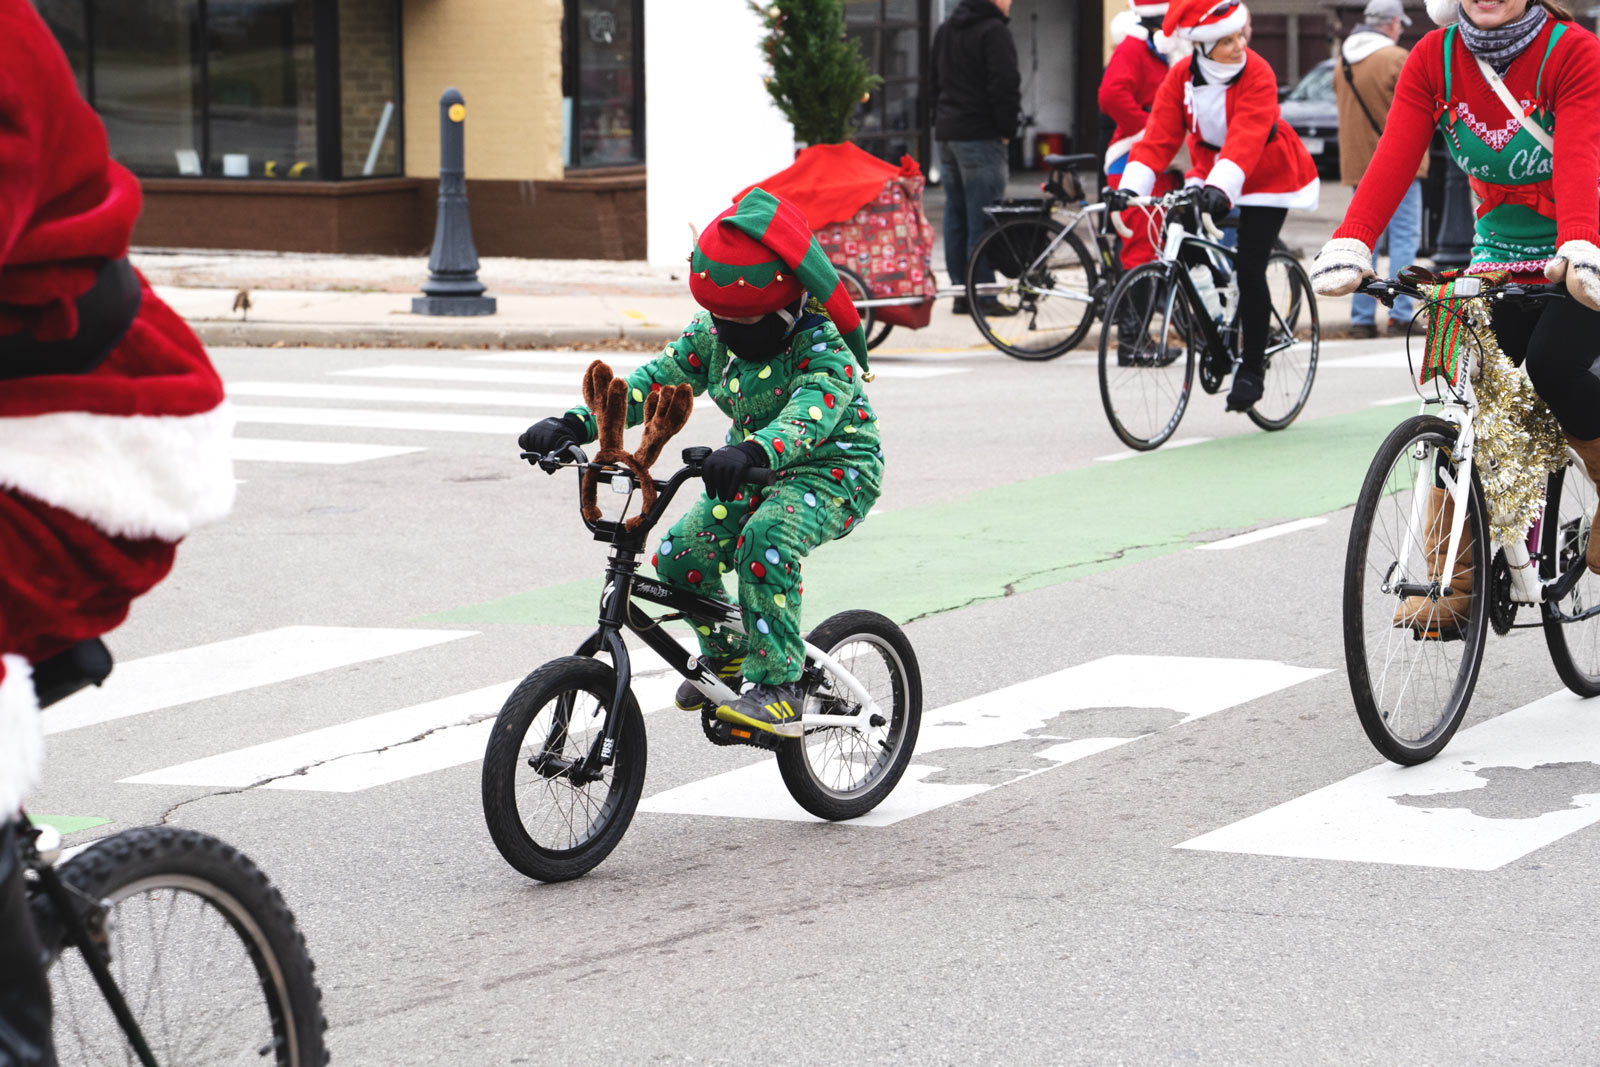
top-left (1490, 296), bottom-right (1600, 440)
top-left (1233, 206), bottom-right (1287, 372)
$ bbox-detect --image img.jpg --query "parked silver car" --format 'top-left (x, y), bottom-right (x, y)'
top-left (1279, 58), bottom-right (1339, 179)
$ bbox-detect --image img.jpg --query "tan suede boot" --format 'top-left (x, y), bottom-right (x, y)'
top-left (1564, 434), bottom-right (1600, 575)
top-left (1394, 487), bottom-right (1475, 634)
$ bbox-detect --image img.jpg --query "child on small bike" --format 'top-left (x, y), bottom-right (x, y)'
top-left (520, 188), bottom-right (883, 737)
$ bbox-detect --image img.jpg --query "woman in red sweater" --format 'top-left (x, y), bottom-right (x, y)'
top-left (1113, 0), bottom-right (1320, 412)
top-left (1312, 0), bottom-right (1600, 573)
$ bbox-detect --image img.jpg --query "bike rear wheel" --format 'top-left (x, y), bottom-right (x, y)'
top-left (1541, 462), bottom-right (1600, 696)
top-left (43, 826), bottom-right (327, 1066)
top-left (777, 611), bottom-right (922, 821)
top-left (1097, 261), bottom-right (1195, 451)
top-left (1246, 250), bottom-right (1319, 431)
top-left (836, 263), bottom-right (893, 352)
top-left (967, 217), bottom-right (1097, 359)
top-left (481, 656), bottom-right (647, 882)
top-left (1344, 416), bottom-right (1490, 764)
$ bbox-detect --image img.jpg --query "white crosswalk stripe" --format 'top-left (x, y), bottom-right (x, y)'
top-left (230, 405), bottom-right (528, 435)
top-left (230, 438), bottom-right (426, 464)
top-left (44, 626), bottom-right (476, 735)
top-left (227, 381), bottom-right (580, 408)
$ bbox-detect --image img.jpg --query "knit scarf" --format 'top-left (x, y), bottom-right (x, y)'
top-left (1458, 4), bottom-right (1547, 73)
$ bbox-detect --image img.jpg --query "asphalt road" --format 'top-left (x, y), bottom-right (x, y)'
top-left (30, 315), bottom-right (1600, 1066)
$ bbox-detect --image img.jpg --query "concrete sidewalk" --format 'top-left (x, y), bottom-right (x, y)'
top-left (139, 180), bottom-right (1369, 350)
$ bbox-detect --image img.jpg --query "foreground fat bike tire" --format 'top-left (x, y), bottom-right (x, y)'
top-left (967, 218), bottom-right (1098, 360)
top-left (44, 826), bottom-right (328, 1066)
top-left (1245, 250), bottom-right (1319, 432)
top-left (1097, 261), bottom-right (1196, 451)
top-left (776, 610), bottom-right (922, 821)
top-left (482, 656), bottom-right (647, 882)
top-left (1541, 462), bottom-right (1600, 697)
top-left (1344, 415), bottom-right (1490, 764)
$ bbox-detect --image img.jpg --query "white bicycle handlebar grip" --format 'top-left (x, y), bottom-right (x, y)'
top-left (1201, 213), bottom-right (1224, 242)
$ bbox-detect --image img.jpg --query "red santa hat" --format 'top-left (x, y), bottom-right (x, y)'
top-left (1163, 0), bottom-right (1249, 42)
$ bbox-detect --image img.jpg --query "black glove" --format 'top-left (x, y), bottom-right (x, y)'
top-left (701, 441), bottom-right (768, 502)
top-left (1102, 187), bottom-right (1132, 212)
top-left (519, 413), bottom-right (585, 456)
top-left (1198, 185), bottom-right (1232, 224)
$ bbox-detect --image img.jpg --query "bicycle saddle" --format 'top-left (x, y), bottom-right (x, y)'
top-left (31, 639), bottom-right (112, 710)
top-left (1044, 153), bottom-right (1098, 170)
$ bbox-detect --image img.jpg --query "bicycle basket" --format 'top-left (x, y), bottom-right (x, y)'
top-left (980, 198), bottom-right (1052, 276)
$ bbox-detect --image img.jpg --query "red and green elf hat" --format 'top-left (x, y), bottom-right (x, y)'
top-left (689, 186), bottom-right (868, 368)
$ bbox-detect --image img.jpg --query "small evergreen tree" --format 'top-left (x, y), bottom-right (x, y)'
top-left (751, 0), bottom-right (881, 145)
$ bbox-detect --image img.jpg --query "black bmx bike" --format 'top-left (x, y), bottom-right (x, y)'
top-left (480, 444), bottom-right (923, 883)
top-left (13, 640), bottom-right (327, 1066)
top-left (1096, 186), bottom-right (1319, 450)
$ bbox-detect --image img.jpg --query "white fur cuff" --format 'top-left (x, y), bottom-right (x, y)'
top-left (0, 656), bottom-right (42, 816)
top-left (1205, 159), bottom-right (1247, 205)
top-left (1120, 160), bottom-right (1158, 198)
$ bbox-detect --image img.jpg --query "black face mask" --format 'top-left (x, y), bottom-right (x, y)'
top-left (711, 310), bottom-right (795, 363)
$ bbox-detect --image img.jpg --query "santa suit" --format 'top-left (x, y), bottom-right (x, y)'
top-left (1100, 30), bottom-right (1178, 268)
top-left (0, 0), bottom-right (233, 817)
top-left (1120, 49), bottom-right (1320, 210)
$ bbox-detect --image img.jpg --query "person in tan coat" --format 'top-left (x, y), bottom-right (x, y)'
top-left (1335, 0), bottom-right (1430, 336)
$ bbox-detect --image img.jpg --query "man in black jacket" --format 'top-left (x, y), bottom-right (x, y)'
top-left (930, 0), bottom-right (1021, 315)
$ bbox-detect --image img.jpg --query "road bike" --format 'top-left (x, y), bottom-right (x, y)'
top-left (1095, 186), bottom-right (1319, 451)
top-left (481, 444), bottom-right (923, 883)
top-left (963, 153), bottom-right (1119, 361)
top-left (1344, 275), bottom-right (1600, 764)
top-left (14, 639), bottom-right (328, 1066)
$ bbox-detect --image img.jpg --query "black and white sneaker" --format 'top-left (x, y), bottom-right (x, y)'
top-left (715, 681), bottom-right (806, 738)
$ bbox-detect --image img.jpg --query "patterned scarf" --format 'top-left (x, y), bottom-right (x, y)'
top-left (1458, 4), bottom-right (1548, 73)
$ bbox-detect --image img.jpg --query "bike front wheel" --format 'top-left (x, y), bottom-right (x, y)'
top-left (777, 610), bottom-right (922, 821)
top-left (44, 826), bottom-right (328, 1066)
top-left (1097, 261), bottom-right (1195, 451)
top-left (1344, 415), bottom-right (1490, 764)
top-left (1246, 250), bottom-right (1319, 431)
top-left (1541, 461), bottom-right (1600, 696)
top-left (481, 656), bottom-right (647, 882)
top-left (967, 217), bottom-right (1098, 360)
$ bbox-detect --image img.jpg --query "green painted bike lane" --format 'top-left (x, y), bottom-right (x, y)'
top-left (424, 402), bottom-right (1403, 629)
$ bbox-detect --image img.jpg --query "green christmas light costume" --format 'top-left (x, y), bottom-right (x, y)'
top-left (569, 309), bottom-right (882, 684)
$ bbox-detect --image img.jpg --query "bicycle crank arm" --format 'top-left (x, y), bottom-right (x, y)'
top-left (1542, 561), bottom-right (1588, 605)
top-left (802, 711), bottom-right (887, 731)
top-left (1544, 598), bottom-right (1600, 624)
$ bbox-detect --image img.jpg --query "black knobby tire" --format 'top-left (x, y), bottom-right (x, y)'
top-left (835, 264), bottom-right (893, 351)
top-left (45, 826), bottom-right (328, 1066)
top-left (1245, 250), bottom-right (1320, 432)
top-left (776, 610), bottom-right (921, 821)
top-left (1344, 416), bottom-right (1490, 764)
top-left (1541, 463), bottom-right (1600, 696)
top-left (481, 656), bottom-right (647, 882)
top-left (967, 217), bottom-right (1098, 360)
top-left (1097, 261), bottom-right (1195, 451)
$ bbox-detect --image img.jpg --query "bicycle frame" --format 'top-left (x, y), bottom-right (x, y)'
top-left (969, 201), bottom-right (1109, 304)
top-left (531, 448), bottom-right (886, 776)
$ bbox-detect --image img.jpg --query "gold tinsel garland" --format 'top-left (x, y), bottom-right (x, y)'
top-left (1438, 295), bottom-right (1567, 545)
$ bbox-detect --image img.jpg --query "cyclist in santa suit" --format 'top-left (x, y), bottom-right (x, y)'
top-left (0, 2), bottom-right (235, 1060)
top-left (1111, 0), bottom-right (1320, 412)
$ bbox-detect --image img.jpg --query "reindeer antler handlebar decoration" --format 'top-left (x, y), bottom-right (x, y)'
top-left (580, 360), bottom-right (695, 531)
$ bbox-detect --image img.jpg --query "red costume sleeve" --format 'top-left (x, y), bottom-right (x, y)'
top-left (1546, 28), bottom-right (1600, 249)
top-left (1335, 33), bottom-right (1448, 249)
top-left (1100, 38), bottom-right (1152, 134)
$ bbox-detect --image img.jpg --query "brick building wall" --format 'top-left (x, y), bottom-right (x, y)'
top-left (341, 0), bottom-right (400, 177)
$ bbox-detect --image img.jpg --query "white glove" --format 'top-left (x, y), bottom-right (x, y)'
top-left (1311, 237), bottom-right (1376, 297)
top-left (1545, 240), bottom-right (1600, 312)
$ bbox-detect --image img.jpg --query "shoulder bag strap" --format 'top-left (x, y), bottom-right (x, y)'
top-left (1474, 53), bottom-right (1555, 154)
top-left (1341, 52), bottom-right (1385, 136)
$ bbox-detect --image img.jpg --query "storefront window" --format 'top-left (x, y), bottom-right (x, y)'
top-left (847, 0), bottom-right (929, 166)
top-left (34, 0), bottom-right (403, 181)
top-left (563, 0), bottom-right (644, 168)
top-left (205, 0), bottom-right (318, 179)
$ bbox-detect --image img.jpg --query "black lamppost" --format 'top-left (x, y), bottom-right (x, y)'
top-left (414, 88), bottom-right (496, 316)
top-left (1432, 159), bottom-right (1475, 270)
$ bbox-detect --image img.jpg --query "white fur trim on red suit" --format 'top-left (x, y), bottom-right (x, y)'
top-left (1119, 159), bottom-right (1159, 197)
top-left (1205, 158), bottom-right (1247, 204)
top-left (1238, 175), bottom-right (1320, 211)
top-left (1426, 0), bottom-right (1459, 25)
top-left (1178, 4), bottom-right (1248, 42)
top-left (0, 404), bottom-right (236, 542)
top-left (0, 656), bottom-right (42, 817)
top-left (1131, 0), bottom-right (1169, 14)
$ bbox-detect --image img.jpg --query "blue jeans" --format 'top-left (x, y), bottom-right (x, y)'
top-left (940, 139), bottom-right (1009, 287)
top-left (1351, 179), bottom-right (1423, 326)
